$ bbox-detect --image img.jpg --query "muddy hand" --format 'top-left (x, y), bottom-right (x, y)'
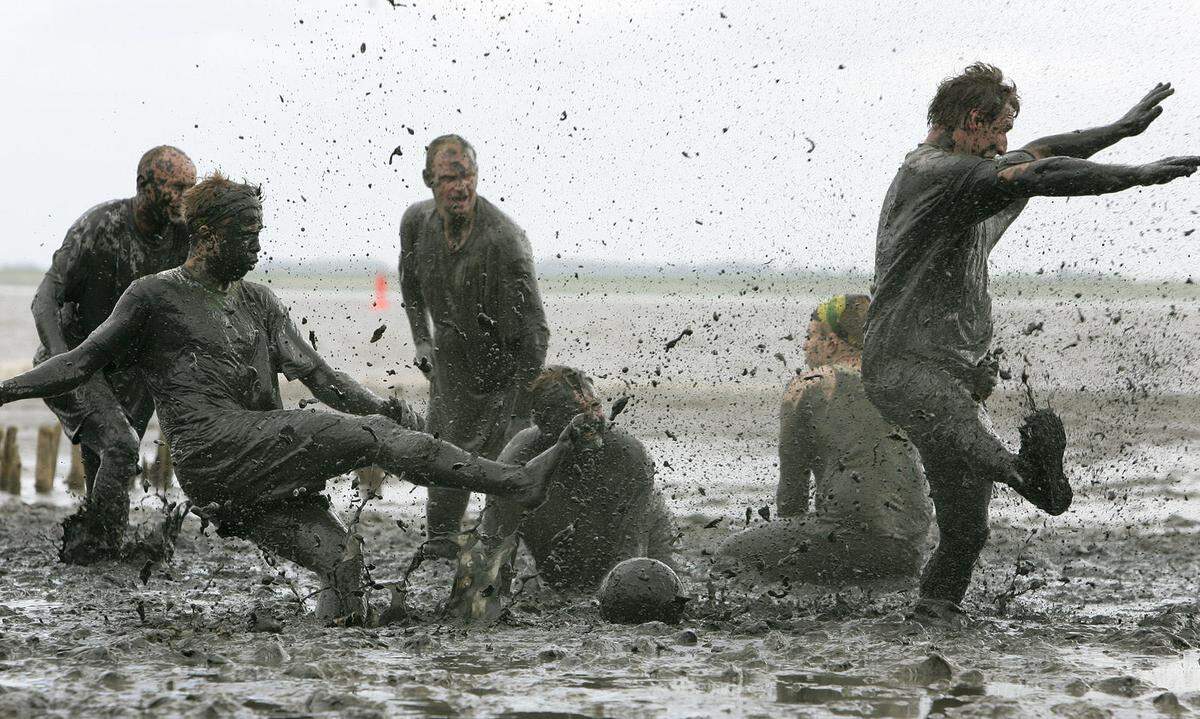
top-left (1117, 82), bottom-right (1173, 137)
top-left (566, 410), bottom-right (606, 451)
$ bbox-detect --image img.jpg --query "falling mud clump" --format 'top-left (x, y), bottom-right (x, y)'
top-left (598, 557), bottom-right (688, 625)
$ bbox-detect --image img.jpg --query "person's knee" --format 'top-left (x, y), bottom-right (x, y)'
top-left (939, 520), bottom-right (989, 555)
top-left (98, 437), bottom-right (140, 477)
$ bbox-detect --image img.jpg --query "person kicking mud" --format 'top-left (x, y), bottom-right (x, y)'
top-left (0, 173), bottom-right (588, 624)
top-left (400, 135), bottom-right (550, 558)
top-left (481, 366), bottom-right (677, 591)
top-left (862, 63), bottom-right (1200, 621)
top-left (719, 296), bottom-right (932, 585)
top-left (31, 145), bottom-right (196, 563)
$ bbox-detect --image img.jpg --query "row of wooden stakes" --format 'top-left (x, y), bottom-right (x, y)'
top-left (0, 425), bottom-right (174, 496)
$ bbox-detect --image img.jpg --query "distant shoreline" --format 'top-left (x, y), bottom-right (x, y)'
top-left (0, 264), bottom-right (1194, 299)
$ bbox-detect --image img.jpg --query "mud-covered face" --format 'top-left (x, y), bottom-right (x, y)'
top-left (804, 319), bottom-right (857, 368)
top-left (141, 151), bottom-right (197, 225)
top-left (533, 373), bottom-right (602, 434)
top-left (956, 102), bottom-right (1015, 159)
top-left (427, 144), bottom-right (478, 219)
top-left (203, 204), bottom-right (263, 282)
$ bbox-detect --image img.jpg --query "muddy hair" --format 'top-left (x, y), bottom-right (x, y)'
top-left (529, 365), bottom-right (594, 420)
top-left (927, 62), bottom-right (1020, 130)
top-left (182, 172), bottom-right (262, 242)
top-left (809, 294), bottom-right (871, 350)
top-left (135, 145), bottom-right (190, 191)
top-left (422, 134), bottom-right (477, 185)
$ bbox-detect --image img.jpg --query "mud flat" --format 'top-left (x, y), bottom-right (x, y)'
top-left (0, 273), bottom-right (1197, 716)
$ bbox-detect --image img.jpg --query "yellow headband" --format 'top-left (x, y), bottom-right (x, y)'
top-left (816, 295), bottom-right (847, 333)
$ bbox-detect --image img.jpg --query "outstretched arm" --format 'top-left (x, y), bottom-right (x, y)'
top-left (299, 359), bottom-right (423, 430)
top-left (398, 206), bottom-right (435, 375)
top-left (1, 281), bottom-right (147, 403)
top-left (1023, 83), bottom-right (1174, 160)
top-left (997, 154), bottom-right (1200, 198)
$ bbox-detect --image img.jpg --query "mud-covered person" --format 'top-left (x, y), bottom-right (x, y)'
top-left (863, 64), bottom-right (1200, 622)
top-left (30, 146), bottom-right (196, 563)
top-left (400, 135), bottom-right (550, 558)
top-left (719, 296), bottom-right (932, 585)
top-left (481, 366), bottom-right (678, 591)
top-left (0, 173), bottom-right (589, 625)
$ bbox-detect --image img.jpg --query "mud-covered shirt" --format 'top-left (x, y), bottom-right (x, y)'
top-left (864, 145), bottom-right (1033, 373)
top-left (34, 198), bottom-right (190, 363)
top-left (399, 196), bottom-right (548, 397)
top-left (70, 268), bottom-right (319, 458)
top-left (489, 425), bottom-right (676, 590)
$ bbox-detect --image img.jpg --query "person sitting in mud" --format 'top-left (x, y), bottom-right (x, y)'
top-left (719, 295), bottom-right (932, 585)
top-left (0, 173), bottom-right (593, 625)
top-left (481, 366), bottom-right (678, 591)
top-left (31, 145), bottom-right (196, 564)
top-left (863, 64), bottom-right (1200, 622)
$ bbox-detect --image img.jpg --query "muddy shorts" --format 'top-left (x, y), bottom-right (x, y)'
top-left (171, 408), bottom-right (397, 510)
top-left (862, 354), bottom-right (1011, 481)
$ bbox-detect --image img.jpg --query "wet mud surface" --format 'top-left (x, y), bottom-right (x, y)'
top-left (1, 278), bottom-right (1198, 717)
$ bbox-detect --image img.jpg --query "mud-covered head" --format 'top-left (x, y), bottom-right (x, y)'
top-left (928, 63), bottom-right (1020, 158)
top-left (183, 172), bottom-right (263, 282)
top-left (805, 294), bottom-right (870, 368)
top-left (529, 365), bottom-right (602, 436)
top-left (135, 145), bottom-right (196, 226)
top-left (423, 135), bottom-right (478, 220)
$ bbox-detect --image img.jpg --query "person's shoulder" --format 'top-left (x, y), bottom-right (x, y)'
top-left (401, 199), bottom-right (436, 226)
top-left (600, 426), bottom-right (653, 472)
top-left (476, 197), bottom-right (527, 241)
top-left (783, 366), bottom-right (835, 407)
top-left (905, 145), bottom-right (986, 176)
top-left (236, 278), bottom-right (283, 305)
top-left (66, 198), bottom-right (131, 239)
top-left (124, 268), bottom-right (178, 298)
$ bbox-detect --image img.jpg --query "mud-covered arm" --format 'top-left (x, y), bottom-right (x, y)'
top-left (499, 237), bottom-right (550, 418)
top-left (268, 293), bottom-right (423, 429)
top-left (300, 361), bottom-right (423, 430)
top-left (1, 280), bottom-right (147, 403)
top-left (996, 155), bottom-right (1200, 198)
top-left (481, 427), bottom-right (544, 539)
top-left (1023, 83), bottom-right (1175, 160)
top-left (777, 373), bottom-right (823, 516)
top-left (398, 206), bottom-right (434, 371)
top-left (31, 225), bottom-right (87, 356)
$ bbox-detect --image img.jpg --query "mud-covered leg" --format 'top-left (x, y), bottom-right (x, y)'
top-left (375, 413), bottom-right (596, 509)
top-left (919, 453), bottom-right (992, 606)
top-left (60, 421), bottom-right (138, 564)
top-left (239, 501), bottom-right (365, 624)
top-left (425, 487), bottom-right (471, 558)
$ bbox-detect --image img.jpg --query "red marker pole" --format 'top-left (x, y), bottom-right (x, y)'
top-left (372, 272), bottom-right (389, 311)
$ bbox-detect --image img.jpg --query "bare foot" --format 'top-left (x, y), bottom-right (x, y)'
top-left (1011, 409), bottom-right (1072, 515)
top-left (509, 412), bottom-right (603, 509)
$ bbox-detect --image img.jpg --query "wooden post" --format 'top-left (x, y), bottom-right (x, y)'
top-left (355, 466), bottom-right (386, 498)
top-left (1, 427), bottom-right (21, 495)
top-left (150, 439), bottom-right (173, 491)
top-left (66, 442), bottom-right (85, 494)
top-left (35, 424), bottom-right (62, 494)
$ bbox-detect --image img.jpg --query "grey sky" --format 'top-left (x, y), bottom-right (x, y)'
top-left (2, 0), bottom-right (1198, 278)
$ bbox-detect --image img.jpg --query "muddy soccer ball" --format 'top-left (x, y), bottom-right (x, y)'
top-left (597, 558), bottom-right (687, 624)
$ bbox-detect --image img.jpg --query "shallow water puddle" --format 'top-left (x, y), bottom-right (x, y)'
top-left (773, 671), bottom-right (1036, 718)
top-left (1141, 650), bottom-right (1200, 694)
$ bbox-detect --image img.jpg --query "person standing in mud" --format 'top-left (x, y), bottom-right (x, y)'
top-left (0, 173), bottom-right (588, 625)
top-left (719, 296), bottom-right (932, 585)
top-left (31, 146), bottom-right (196, 564)
top-left (863, 64), bottom-right (1200, 621)
top-left (482, 366), bottom-right (678, 591)
top-left (400, 135), bottom-right (550, 558)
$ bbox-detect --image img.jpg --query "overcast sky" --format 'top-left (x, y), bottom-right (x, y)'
top-left (2, 0), bottom-right (1198, 279)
